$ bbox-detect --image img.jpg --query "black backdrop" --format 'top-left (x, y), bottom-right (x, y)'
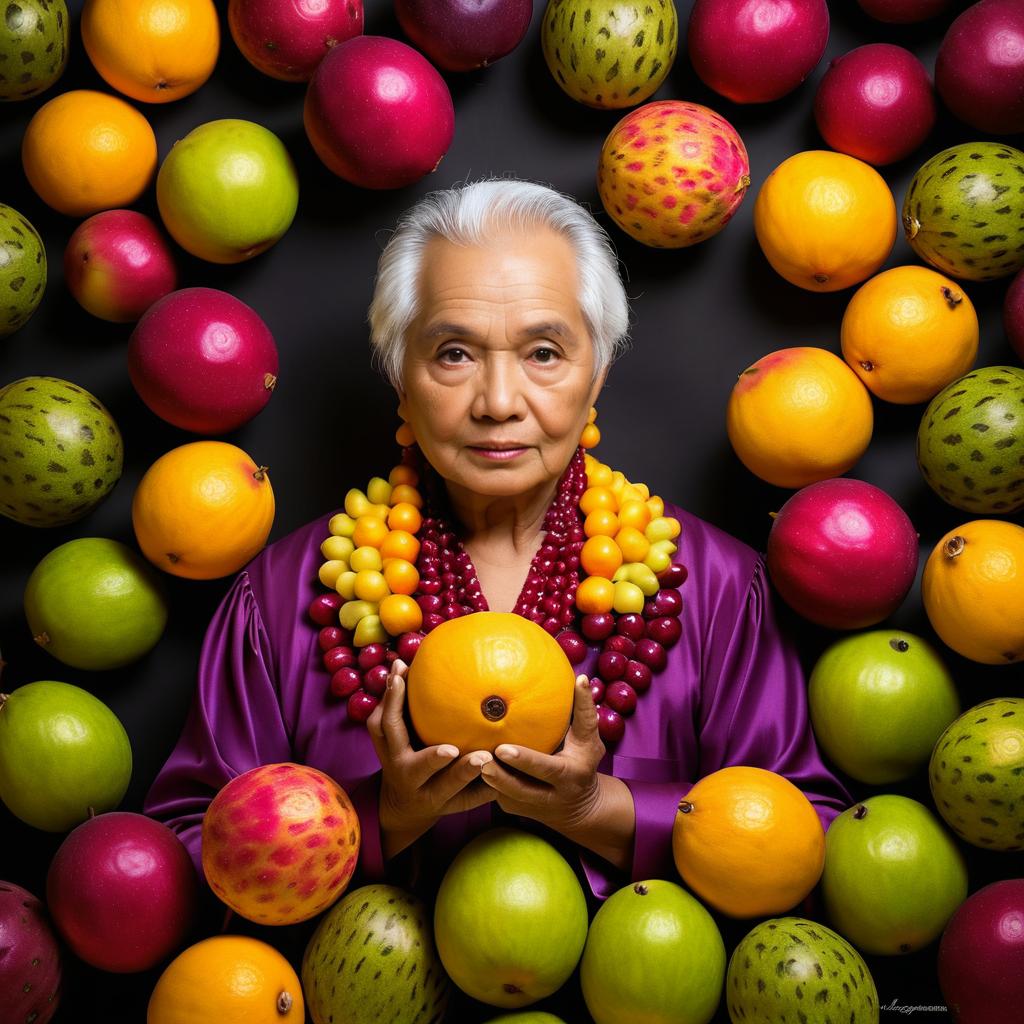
top-left (1, 0), bottom-right (1018, 1021)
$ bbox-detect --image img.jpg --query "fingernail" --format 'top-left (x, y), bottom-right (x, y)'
top-left (496, 745), bottom-right (517, 761)
top-left (438, 745), bottom-right (458, 759)
top-left (469, 753), bottom-right (491, 768)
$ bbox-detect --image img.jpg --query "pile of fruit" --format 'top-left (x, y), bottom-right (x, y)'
top-left (2, 0), bottom-right (1024, 1022)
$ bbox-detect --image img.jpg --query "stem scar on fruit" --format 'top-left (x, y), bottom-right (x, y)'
top-left (277, 991), bottom-right (293, 1014)
top-left (678, 798), bottom-right (694, 813)
top-left (944, 535), bottom-right (966, 559)
top-left (634, 883), bottom-right (649, 895)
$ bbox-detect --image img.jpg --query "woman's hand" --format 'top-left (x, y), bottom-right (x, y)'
top-left (479, 675), bottom-right (636, 870)
top-left (367, 659), bottom-right (495, 860)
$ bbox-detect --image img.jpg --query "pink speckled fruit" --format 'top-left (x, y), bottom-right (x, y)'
top-left (597, 100), bottom-right (750, 249)
top-left (202, 763), bottom-right (360, 926)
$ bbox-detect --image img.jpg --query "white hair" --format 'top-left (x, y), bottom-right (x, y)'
top-left (367, 177), bottom-right (632, 389)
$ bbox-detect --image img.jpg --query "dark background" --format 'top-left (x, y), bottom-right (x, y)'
top-left (1, 0), bottom-right (1019, 1020)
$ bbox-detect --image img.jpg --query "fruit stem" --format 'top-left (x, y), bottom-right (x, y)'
top-left (633, 883), bottom-right (649, 895)
top-left (88, 806), bottom-right (95, 819)
top-left (853, 804), bottom-right (868, 820)
top-left (264, 373), bottom-right (278, 391)
top-left (481, 696), bottom-right (507, 721)
top-left (812, 273), bottom-right (829, 284)
top-left (33, 632), bottom-right (50, 648)
top-left (768, 511), bottom-right (778, 520)
top-left (941, 287), bottom-right (963, 310)
top-left (277, 991), bottom-right (293, 1015)
top-left (903, 214), bottom-right (920, 240)
top-left (678, 798), bottom-right (693, 813)
top-left (0, 693), bottom-right (8, 711)
top-left (943, 535), bottom-right (966, 560)
top-left (253, 466), bottom-right (270, 482)
top-left (859, 361), bottom-right (873, 373)
top-left (736, 174), bottom-right (751, 192)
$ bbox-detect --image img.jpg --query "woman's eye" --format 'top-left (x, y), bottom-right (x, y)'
top-left (531, 346), bottom-right (559, 364)
top-left (439, 347), bottom-right (468, 363)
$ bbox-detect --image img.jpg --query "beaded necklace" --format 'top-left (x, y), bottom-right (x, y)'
top-left (307, 435), bottom-right (686, 745)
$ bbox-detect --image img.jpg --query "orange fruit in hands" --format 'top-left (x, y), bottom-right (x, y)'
top-left (82, 0), bottom-right (220, 104)
top-left (922, 520), bottom-right (1024, 665)
top-left (147, 935), bottom-right (303, 1024)
top-left (754, 150), bottom-right (897, 292)
top-left (21, 90), bottom-right (157, 217)
top-left (841, 266), bottom-right (979, 405)
top-left (406, 612), bottom-right (576, 754)
top-left (132, 441), bottom-right (275, 579)
top-left (726, 346), bottom-right (873, 489)
top-left (671, 766), bottom-right (826, 918)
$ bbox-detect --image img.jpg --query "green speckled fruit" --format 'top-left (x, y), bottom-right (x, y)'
top-left (541, 0), bottom-right (677, 109)
top-left (916, 366), bottom-right (1024, 514)
top-left (0, 0), bottom-right (69, 101)
top-left (903, 142), bottom-right (1024, 281)
top-left (929, 697), bottom-right (1024, 852)
top-left (726, 917), bottom-right (879, 1024)
top-left (0, 204), bottom-right (46, 336)
top-left (0, 376), bottom-right (123, 527)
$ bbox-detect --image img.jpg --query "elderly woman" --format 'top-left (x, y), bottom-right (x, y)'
top-left (144, 178), bottom-right (851, 899)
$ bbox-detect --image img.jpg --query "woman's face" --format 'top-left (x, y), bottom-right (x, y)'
top-left (397, 225), bottom-right (606, 502)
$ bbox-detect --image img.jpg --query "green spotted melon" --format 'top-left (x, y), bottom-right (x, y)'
top-left (0, 203), bottom-right (46, 336)
top-left (916, 366), bottom-right (1024, 514)
top-left (902, 142), bottom-right (1024, 282)
top-left (0, 0), bottom-right (69, 102)
top-left (541, 0), bottom-right (678, 110)
top-left (0, 376), bottom-right (123, 527)
top-left (726, 917), bottom-right (879, 1024)
top-left (929, 698), bottom-right (1024, 852)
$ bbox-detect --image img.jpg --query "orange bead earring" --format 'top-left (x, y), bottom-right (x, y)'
top-left (580, 406), bottom-right (600, 449)
top-left (395, 419), bottom-right (416, 448)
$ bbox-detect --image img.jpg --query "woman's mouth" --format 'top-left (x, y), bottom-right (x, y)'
top-left (468, 445), bottom-right (529, 461)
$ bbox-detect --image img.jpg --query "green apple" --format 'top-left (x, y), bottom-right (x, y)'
top-left (0, 680), bottom-right (132, 831)
top-left (822, 795), bottom-right (968, 956)
top-left (434, 828), bottom-right (588, 1008)
top-left (25, 537), bottom-right (168, 671)
top-left (808, 630), bottom-right (960, 784)
top-left (156, 119), bottom-right (299, 264)
top-left (581, 878), bottom-right (725, 1024)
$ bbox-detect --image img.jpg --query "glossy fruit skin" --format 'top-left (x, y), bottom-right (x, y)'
top-left (24, 537), bottom-right (169, 670)
top-left (303, 884), bottom-right (448, 1024)
top-left (0, 681), bottom-right (132, 832)
top-left (822, 795), bottom-right (969, 956)
top-left (132, 440), bottom-right (275, 580)
top-left (1006, 269), bottom-right (1024, 359)
top-left (922, 519), bottom-right (1024, 664)
top-left (726, 347), bottom-right (874, 489)
top-left (916, 367), bottom-right (1024, 514)
top-left (128, 287), bottom-right (278, 434)
top-left (938, 879), bottom-right (1024, 1023)
top-left (407, 612), bottom-right (576, 754)
top-left (929, 698), bottom-right (1024, 851)
top-left (0, 0), bottom-right (69, 101)
top-left (597, 100), bottom-right (750, 249)
top-left (157, 119), bottom-right (299, 264)
top-left (64, 210), bottom-right (176, 323)
top-left (688, 0), bottom-right (829, 103)
top-left (202, 763), bottom-right (360, 926)
top-left (841, 266), bottom-right (978, 405)
top-left (0, 881), bottom-right (62, 1024)
top-left (148, 935), bottom-right (304, 1024)
top-left (808, 630), bottom-right (960, 785)
top-left (46, 812), bottom-right (197, 972)
top-left (229, 0), bottom-right (363, 81)
top-left (935, 0), bottom-right (1024, 135)
top-left (304, 35), bottom-right (454, 189)
top-left (81, 0), bottom-right (220, 103)
top-left (814, 44), bottom-right (936, 166)
top-left (766, 478), bottom-right (919, 630)
top-left (0, 203), bottom-right (46, 336)
top-left (434, 828), bottom-right (588, 1008)
top-left (902, 142), bottom-right (1024, 282)
top-left (671, 766), bottom-right (826, 919)
top-left (401, 0), bottom-right (531, 72)
top-left (21, 89), bottom-right (157, 217)
top-left (857, 0), bottom-right (949, 22)
top-left (581, 878), bottom-right (725, 1024)
top-left (754, 149), bottom-right (897, 292)
top-left (542, 0), bottom-right (677, 108)
top-left (726, 917), bottom-right (880, 1024)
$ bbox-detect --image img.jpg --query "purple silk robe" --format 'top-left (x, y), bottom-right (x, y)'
top-left (144, 501), bottom-right (854, 900)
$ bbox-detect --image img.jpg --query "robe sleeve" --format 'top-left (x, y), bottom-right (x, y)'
top-left (142, 570), bottom-right (387, 884)
top-left (697, 555), bottom-right (854, 830)
top-left (618, 553), bottom-right (853, 892)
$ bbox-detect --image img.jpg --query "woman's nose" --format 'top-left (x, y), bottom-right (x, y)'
top-left (472, 355), bottom-right (525, 421)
